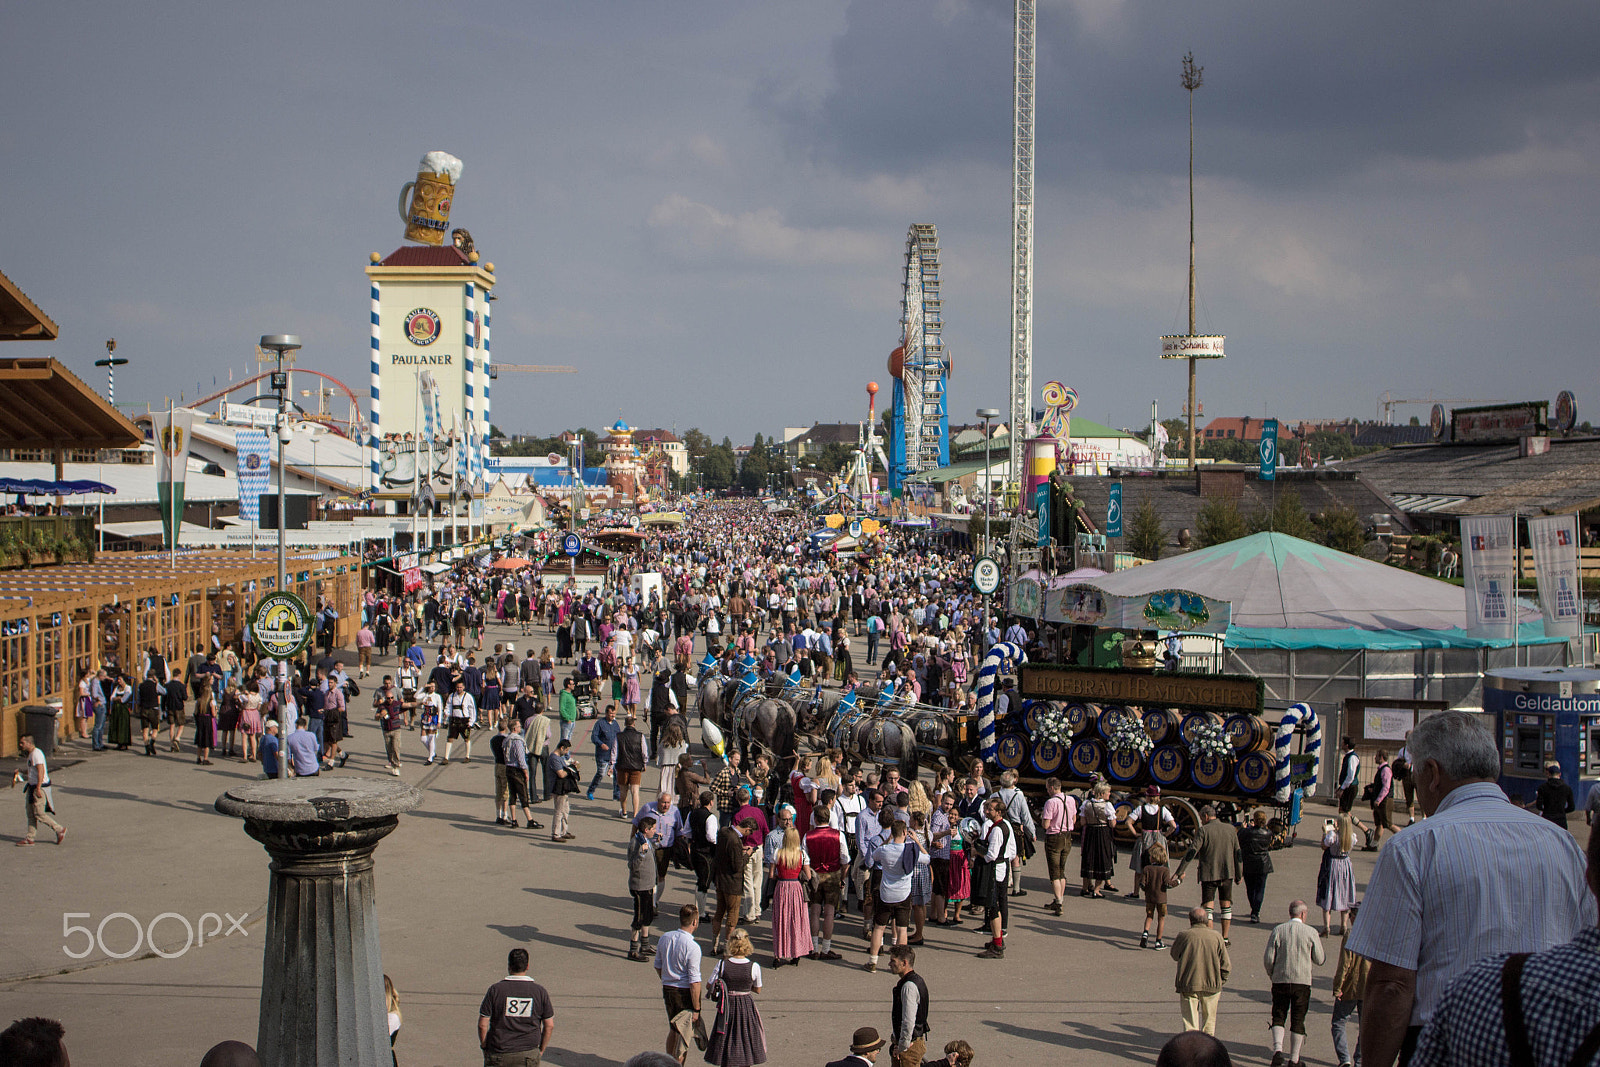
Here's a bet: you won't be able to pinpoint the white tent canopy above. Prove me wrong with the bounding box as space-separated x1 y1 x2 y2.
1084 531 1492 631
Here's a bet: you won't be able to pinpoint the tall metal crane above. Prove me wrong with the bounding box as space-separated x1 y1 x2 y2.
1008 0 1035 489
1376 391 1492 424
485 364 577 378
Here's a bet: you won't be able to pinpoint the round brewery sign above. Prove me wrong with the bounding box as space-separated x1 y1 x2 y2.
1555 390 1577 434
404 307 441 346
972 556 1002 596
249 591 315 660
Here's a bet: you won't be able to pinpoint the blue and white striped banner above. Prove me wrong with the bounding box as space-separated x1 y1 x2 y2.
234 428 272 523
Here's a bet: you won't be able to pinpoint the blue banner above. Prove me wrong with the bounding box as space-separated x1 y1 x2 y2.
1106 481 1123 536
234 428 272 523
1035 482 1051 547
1260 419 1278 481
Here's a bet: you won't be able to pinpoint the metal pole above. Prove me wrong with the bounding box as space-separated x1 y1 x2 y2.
169 395 177 569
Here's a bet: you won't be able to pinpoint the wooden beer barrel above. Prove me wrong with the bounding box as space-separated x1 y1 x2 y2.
1023 700 1042 734
1179 710 1226 747
1190 752 1232 792
1068 738 1105 779
1031 737 1066 777
1142 707 1181 745
1235 751 1275 795
1224 713 1273 753
1112 801 1133 827
1097 705 1133 742
995 733 1028 773
1062 703 1100 739
1148 743 1188 789
1106 746 1144 785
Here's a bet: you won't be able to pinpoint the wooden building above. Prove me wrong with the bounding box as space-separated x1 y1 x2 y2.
0 549 358 755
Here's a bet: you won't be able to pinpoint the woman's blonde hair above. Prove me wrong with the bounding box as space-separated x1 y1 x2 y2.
907 781 933 815
384 974 401 1023
725 930 754 958
1336 813 1355 854
776 827 803 868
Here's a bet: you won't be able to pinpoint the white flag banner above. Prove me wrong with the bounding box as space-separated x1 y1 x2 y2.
150 409 196 488
1528 514 1583 639
1461 514 1517 639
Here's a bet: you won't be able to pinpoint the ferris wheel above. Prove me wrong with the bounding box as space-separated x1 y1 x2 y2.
887 224 950 491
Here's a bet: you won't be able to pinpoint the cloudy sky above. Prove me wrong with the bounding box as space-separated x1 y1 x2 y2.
5 1 1599 443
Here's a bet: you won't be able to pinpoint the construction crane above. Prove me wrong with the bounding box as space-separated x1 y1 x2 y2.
1377 391 1494 424
485 364 577 379
1008 0 1035 493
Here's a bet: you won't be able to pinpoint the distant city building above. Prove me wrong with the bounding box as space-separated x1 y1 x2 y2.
633 429 689 476
785 422 861 464
1201 416 1278 442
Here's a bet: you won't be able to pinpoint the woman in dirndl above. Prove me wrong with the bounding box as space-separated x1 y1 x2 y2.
703 930 767 1067
193 687 217 765
907 810 934 943
623 656 641 715
1079 781 1119 897
237 686 263 763
945 821 971 925
481 668 502 721
75 671 96 740
107 674 134 751
1125 785 1178 892
1316 813 1357 936
768 829 810 966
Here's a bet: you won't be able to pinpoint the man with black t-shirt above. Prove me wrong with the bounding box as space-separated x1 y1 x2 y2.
478 947 554 1066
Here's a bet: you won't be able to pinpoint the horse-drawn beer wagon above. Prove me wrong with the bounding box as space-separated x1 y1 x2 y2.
696 643 1321 850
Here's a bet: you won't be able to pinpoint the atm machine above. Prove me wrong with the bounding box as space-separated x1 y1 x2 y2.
1483 667 1600 809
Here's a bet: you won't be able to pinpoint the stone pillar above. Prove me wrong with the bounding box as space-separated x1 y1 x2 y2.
216 778 421 1067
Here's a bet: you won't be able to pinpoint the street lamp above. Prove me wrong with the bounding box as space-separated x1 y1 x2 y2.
260 334 301 781
976 408 1000 550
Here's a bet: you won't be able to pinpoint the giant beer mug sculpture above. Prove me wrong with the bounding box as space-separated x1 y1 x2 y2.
398 152 463 246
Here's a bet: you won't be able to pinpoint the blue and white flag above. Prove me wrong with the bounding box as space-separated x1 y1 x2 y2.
234 428 272 523
1259 419 1279 481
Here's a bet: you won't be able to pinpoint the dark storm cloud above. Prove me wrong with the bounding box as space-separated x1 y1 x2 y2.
789 0 1600 190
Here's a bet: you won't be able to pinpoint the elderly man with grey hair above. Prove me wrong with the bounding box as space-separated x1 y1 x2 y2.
1262 899 1325 1066
1347 710 1594 1067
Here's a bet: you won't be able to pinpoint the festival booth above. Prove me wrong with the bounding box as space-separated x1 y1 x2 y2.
0 549 357 755
1013 532 1580 798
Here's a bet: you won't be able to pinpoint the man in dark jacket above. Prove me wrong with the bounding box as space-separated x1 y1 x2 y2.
615 713 650 819
888 945 930 1067
1534 761 1576 827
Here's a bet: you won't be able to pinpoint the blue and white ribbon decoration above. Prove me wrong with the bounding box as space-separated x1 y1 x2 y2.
369 280 381 489
1272 702 1322 803
976 641 1026 763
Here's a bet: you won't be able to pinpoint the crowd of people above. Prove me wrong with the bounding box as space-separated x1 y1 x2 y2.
16 497 1600 1067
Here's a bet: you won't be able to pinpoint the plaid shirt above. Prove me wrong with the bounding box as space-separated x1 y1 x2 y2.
710 767 739 817
1413 927 1600 1067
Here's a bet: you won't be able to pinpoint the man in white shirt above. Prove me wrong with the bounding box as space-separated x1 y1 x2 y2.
443 679 478 764
654 903 704 1064
864 821 920 972
15 735 65 845
1349 711 1593 1067
977 798 1017 960
990 771 1037 896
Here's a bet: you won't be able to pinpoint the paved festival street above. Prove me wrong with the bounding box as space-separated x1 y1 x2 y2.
4 618 1376 1067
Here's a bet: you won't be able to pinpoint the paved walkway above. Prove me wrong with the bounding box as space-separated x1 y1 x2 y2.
2 617 1385 1066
